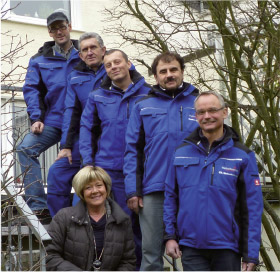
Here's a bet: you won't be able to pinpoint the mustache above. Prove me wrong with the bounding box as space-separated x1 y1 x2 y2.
165 77 175 83
201 119 216 124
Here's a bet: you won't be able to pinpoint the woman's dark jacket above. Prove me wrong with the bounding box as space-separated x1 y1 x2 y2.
46 198 136 271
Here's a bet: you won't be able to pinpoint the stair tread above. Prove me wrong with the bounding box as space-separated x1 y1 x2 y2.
2 224 50 236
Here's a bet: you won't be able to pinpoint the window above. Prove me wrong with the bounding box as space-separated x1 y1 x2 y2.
184 1 209 13
10 0 70 20
3 0 81 30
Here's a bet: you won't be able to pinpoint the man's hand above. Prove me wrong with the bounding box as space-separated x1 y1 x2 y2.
242 262 256 271
55 149 72 164
166 240 182 259
127 196 143 214
31 121 44 134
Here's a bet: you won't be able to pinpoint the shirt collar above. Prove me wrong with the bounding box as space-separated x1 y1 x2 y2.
53 41 75 59
111 81 134 93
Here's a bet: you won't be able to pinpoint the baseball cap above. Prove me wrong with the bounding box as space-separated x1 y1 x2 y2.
47 11 69 27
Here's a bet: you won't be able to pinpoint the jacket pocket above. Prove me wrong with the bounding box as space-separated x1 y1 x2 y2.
207 203 236 244
70 75 91 86
232 217 240 243
212 159 241 191
94 95 117 120
38 62 63 85
173 156 200 187
140 107 167 137
94 95 116 104
144 153 149 179
180 107 197 132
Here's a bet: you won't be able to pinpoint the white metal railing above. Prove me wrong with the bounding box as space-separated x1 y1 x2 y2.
2 181 52 271
2 85 55 271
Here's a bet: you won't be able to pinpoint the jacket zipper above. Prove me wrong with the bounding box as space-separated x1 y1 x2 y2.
144 154 148 178
86 218 95 271
127 101 130 119
211 163 215 185
180 106 183 131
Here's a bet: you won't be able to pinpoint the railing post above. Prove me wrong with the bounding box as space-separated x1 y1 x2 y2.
7 204 13 271
40 242 47 271
17 221 22 271
29 226 33 269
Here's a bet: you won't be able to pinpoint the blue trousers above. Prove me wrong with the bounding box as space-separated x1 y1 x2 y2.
47 140 80 217
16 126 61 211
181 246 241 271
139 192 165 271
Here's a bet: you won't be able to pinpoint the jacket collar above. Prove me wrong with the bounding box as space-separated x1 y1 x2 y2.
106 198 129 225
100 69 144 92
38 39 79 58
149 82 197 98
70 200 88 225
74 60 104 74
71 198 129 225
185 124 240 147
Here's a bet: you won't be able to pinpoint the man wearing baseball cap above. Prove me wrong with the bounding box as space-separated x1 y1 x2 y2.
16 10 80 223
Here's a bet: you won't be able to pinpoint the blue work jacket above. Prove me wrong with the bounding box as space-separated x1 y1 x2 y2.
23 40 80 129
164 125 263 264
61 61 106 148
124 83 199 198
79 69 151 170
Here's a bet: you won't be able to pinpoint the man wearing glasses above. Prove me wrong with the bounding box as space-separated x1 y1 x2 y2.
164 91 263 271
16 10 80 222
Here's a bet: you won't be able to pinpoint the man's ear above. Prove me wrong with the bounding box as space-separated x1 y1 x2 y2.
127 60 132 69
223 107 229 120
102 46 106 57
154 74 159 84
68 23 72 31
79 52 85 62
48 28 53 38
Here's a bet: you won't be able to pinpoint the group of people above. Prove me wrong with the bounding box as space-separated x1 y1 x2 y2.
16 10 263 271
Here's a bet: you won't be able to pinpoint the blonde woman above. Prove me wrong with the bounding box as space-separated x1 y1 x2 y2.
46 166 136 271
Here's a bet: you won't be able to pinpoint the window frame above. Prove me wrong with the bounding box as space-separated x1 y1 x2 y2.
2 0 81 30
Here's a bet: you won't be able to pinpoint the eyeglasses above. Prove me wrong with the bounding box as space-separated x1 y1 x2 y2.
49 24 68 33
196 107 224 116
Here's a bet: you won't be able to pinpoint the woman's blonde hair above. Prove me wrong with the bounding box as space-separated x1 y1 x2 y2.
72 166 112 201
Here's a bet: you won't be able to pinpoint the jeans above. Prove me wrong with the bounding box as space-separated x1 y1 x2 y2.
139 192 165 271
47 139 80 217
16 126 61 211
181 246 241 271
